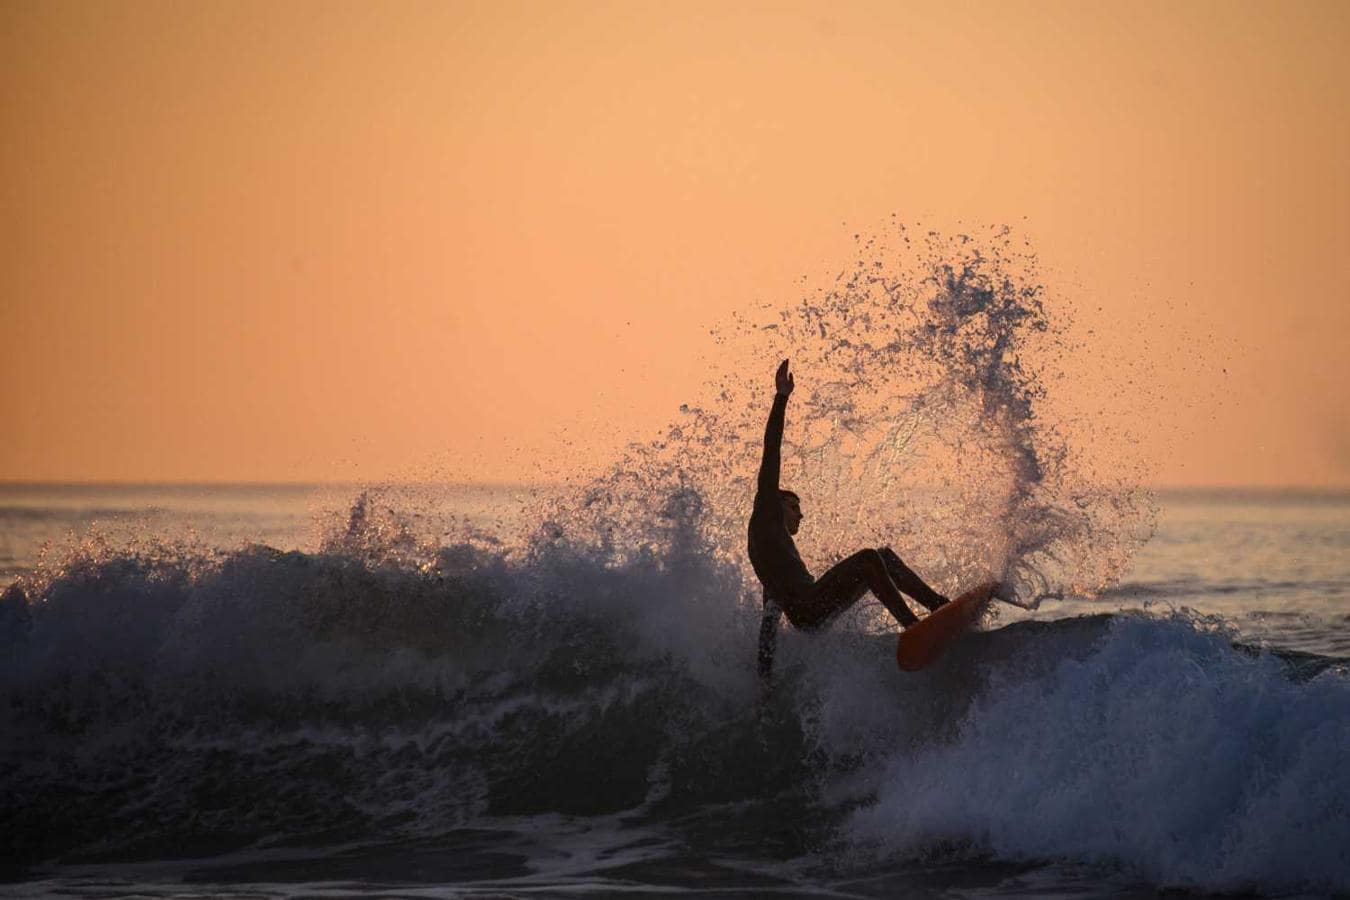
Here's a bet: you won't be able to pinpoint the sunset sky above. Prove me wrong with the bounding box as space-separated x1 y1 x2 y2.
3 0 1347 487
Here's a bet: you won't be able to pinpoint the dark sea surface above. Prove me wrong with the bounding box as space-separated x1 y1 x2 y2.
1 483 1346 898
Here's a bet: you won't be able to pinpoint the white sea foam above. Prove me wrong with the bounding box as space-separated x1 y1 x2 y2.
842 613 1350 893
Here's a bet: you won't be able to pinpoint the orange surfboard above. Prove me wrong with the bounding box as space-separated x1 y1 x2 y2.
896 580 999 671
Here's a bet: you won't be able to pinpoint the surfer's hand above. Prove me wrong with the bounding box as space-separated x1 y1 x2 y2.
775 359 794 396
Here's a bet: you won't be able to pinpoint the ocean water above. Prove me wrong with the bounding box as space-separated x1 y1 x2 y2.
0 483 1346 899
3 231 1348 897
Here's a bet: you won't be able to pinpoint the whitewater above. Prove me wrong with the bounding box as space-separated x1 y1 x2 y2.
2 229 1347 897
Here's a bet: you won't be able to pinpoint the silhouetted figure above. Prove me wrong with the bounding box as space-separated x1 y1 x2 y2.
750 360 948 681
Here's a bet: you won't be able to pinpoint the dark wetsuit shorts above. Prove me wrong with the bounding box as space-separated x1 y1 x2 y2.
778 550 879 630
780 548 941 630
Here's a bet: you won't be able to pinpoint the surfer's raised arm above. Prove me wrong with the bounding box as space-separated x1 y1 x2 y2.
756 360 794 506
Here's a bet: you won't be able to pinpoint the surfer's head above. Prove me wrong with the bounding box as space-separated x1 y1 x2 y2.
780 489 802 535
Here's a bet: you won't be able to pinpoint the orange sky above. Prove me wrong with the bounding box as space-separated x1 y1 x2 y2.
2 0 1348 487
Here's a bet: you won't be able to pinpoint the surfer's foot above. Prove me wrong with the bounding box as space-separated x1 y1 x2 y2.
895 605 920 627
913 592 948 612
883 596 920 627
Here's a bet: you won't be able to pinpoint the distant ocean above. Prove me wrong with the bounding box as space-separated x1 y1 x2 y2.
2 482 1347 898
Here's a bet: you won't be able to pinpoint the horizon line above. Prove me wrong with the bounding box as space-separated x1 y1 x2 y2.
2 478 1350 496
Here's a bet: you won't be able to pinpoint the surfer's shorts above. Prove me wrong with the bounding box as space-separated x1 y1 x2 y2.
779 547 944 631
779 549 878 630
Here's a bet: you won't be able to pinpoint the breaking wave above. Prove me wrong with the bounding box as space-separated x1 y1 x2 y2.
2 528 1347 893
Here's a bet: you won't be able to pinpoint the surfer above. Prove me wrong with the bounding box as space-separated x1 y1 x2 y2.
752 360 949 680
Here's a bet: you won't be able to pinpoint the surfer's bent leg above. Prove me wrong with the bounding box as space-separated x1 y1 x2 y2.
793 550 919 629
878 547 949 611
